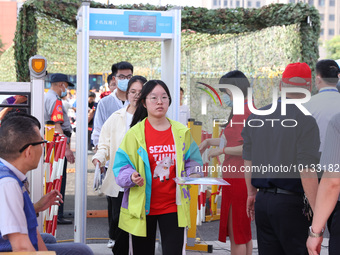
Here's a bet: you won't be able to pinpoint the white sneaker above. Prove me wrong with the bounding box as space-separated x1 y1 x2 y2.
107 239 115 248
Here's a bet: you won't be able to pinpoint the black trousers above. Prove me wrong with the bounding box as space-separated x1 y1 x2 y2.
131 212 185 255
58 159 67 218
255 191 310 255
329 201 340 255
112 227 129 255
108 192 129 255
107 192 124 240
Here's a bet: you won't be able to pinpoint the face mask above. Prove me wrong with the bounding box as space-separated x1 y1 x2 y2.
222 93 233 107
117 79 129 92
61 85 67 98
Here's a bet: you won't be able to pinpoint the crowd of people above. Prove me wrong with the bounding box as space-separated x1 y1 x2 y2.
0 58 339 255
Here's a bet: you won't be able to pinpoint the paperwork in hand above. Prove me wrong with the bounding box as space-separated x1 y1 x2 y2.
93 162 101 191
174 177 230 185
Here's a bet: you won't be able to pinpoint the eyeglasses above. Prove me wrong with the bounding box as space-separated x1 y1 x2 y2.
116 74 133 80
128 90 141 97
146 96 170 104
19 140 48 153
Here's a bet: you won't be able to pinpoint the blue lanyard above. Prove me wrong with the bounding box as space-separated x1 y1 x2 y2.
319 88 338 93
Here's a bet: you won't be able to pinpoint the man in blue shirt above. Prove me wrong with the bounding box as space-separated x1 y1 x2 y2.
0 113 93 254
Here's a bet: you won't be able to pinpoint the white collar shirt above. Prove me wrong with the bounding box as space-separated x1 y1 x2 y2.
0 158 28 238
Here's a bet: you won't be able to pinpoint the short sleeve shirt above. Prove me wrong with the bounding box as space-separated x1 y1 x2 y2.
319 113 340 171
145 118 177 215
44 90 72 132
0 159 28 238
242 99 320 193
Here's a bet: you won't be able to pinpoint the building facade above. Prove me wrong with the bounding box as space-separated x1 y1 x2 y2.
0 0 25 51
204 0 340 45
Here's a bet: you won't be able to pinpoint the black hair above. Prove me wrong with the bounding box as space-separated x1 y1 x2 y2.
89 92 96 98
180 87 184 93
111 61 134 76
126 75 147 98
107 73 113 84
219 70 251 126
0 113 41 160
130 80 172 128
219 70 250 97
2 111 41 129
316 59 340 85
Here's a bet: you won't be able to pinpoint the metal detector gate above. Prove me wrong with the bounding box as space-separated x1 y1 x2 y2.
75 2 181 242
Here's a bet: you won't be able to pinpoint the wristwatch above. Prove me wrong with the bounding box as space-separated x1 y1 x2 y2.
308 226 324 238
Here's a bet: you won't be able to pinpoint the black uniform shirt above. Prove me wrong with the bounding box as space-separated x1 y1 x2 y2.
242 98 320 193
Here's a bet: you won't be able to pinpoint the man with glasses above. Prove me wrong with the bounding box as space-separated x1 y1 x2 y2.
44 73 75 225
91 61 133 147
91 61 133 248
0 113 93 254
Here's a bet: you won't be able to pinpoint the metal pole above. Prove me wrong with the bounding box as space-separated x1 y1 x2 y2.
186 50 191 110
30 78 45 232
75 1 90 243
161 7 181 121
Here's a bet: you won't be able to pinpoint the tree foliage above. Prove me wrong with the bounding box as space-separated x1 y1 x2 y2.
13 0 320 81
326 35 340 60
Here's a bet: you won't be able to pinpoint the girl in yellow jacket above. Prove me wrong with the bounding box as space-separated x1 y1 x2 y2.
113 80 203 255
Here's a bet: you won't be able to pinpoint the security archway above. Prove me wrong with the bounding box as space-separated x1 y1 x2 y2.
75 1 181 242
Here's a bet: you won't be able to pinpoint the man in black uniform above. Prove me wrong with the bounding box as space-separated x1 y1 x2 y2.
242 62 320 255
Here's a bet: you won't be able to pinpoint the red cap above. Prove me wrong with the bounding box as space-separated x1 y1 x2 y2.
282 62 311 86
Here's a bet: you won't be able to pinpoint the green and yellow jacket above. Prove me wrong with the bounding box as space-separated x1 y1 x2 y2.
113 118 203 237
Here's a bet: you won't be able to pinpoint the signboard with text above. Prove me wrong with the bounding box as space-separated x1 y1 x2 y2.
89 9 173 40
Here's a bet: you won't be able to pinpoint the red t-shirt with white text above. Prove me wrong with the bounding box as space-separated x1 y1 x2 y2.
145 118 177 215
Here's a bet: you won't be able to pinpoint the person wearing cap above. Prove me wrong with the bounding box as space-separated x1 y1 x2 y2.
0 113 93 255
303 59 340 154
44 73 75 225
242 62 320 254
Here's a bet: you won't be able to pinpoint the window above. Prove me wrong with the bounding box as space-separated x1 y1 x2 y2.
320 29 324 36
318 0 325 6
236 0 240 7
320 14 324 20
308 0 313 6
329 14 335 21
329 29 334 35
256 1 261 7
213 0 217 5
224 0 228 6
230 0 233 6
289 0 295 3
330 0 335 6
248 1 252 7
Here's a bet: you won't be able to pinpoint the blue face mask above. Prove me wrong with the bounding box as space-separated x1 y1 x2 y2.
222 93 233 107
61 85 67 98
117 79 129 92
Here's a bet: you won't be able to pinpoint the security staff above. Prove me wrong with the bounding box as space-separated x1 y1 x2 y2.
242 63 320 255
44 73 75 224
